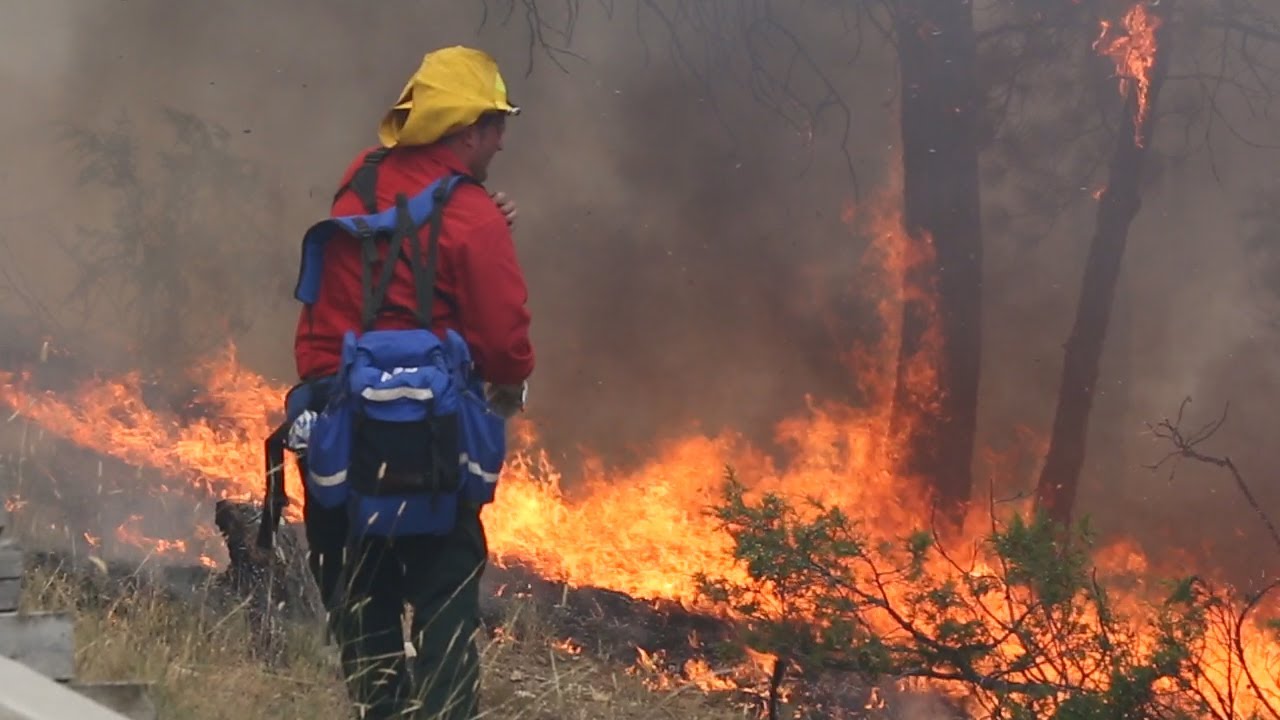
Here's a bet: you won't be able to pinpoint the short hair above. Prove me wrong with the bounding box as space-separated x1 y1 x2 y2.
474 111 507 130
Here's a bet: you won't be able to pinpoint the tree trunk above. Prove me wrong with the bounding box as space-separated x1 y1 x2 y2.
891 0 985 522
1036 5 1173 526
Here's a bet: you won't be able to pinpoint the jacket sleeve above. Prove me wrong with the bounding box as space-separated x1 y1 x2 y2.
453 215 535 385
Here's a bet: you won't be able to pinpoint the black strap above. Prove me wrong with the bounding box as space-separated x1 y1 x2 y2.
407 182 451 328
339 150 392 330
337 145 465 331
359 213 406 332
258 378 337 550
256 422 290 550
334 147 391 214
358 179 459 332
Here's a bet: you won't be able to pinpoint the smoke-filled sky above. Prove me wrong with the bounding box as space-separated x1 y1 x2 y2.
0 1 901 452
2 1 1279 576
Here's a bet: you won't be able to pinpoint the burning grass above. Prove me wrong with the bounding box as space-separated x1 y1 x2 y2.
2 174 1279 717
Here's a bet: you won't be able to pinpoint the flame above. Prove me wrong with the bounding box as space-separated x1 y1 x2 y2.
551 637 583 656
115 514 189 555
0 345 303 525
1093 3 1163 146
0 177 1278 714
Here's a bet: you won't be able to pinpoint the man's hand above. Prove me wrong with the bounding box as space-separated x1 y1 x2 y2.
490 191 518 227
484 381 527 419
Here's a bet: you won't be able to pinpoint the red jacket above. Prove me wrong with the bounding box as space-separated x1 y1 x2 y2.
293 144 534 385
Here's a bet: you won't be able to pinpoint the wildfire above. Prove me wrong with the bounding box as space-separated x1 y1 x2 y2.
0 177 1277 715
1093 3 1164 146
0 347 304 525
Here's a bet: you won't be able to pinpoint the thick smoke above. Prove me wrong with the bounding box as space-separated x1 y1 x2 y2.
1 1 895 457
1 1 1278 580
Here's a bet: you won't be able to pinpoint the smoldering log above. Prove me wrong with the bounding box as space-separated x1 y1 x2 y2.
213 500 325 619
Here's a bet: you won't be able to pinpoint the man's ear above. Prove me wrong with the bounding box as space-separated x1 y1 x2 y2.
458 125 479 149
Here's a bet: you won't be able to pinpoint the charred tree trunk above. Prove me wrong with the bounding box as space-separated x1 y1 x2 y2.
1036 6 1173 526
892 0 985 522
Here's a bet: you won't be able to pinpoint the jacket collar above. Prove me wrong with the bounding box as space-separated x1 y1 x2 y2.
394 142 474 180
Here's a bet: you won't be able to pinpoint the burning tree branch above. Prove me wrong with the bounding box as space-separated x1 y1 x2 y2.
699 467 1280 719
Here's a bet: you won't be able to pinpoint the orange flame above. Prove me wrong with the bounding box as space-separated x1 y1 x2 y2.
0 178 1277 714
1093 3 1163 146
551 637 583 656
0 346 303 525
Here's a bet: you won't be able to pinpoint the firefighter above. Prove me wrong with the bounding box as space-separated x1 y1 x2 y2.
289 45 534 719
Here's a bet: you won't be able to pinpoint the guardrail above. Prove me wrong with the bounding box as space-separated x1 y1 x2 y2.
0 502 157 720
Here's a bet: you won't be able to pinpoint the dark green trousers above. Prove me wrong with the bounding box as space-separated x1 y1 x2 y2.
306 491 487 720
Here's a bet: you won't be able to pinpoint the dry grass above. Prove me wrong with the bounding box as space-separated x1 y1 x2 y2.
1 438 752 719
17 560 752 720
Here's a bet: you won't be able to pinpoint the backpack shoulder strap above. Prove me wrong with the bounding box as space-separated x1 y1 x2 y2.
333 147 392 214
361 172 476 331
294 171 477 323
403 174 475 329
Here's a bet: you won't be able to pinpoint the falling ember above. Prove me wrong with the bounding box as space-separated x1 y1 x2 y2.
1093 3 1163 146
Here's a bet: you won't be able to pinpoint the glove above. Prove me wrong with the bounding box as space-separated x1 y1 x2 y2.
287 410 316 451
484 381 527 419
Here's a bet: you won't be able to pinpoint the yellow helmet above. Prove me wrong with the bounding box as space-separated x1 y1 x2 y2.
377 46 521 148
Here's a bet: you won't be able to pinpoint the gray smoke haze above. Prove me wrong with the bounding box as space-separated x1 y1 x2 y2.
1 0 895 455
1 1 1279 579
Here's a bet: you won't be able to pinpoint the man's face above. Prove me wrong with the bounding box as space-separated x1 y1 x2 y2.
465 115 506 182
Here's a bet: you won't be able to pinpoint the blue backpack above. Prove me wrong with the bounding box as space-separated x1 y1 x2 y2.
258 150 508 546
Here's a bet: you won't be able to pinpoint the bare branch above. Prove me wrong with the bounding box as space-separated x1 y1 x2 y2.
0 236 60 331
479 0 588 76
1145 397 1280 557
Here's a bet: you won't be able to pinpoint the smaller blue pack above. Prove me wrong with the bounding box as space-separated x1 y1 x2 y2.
278 168 508 539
